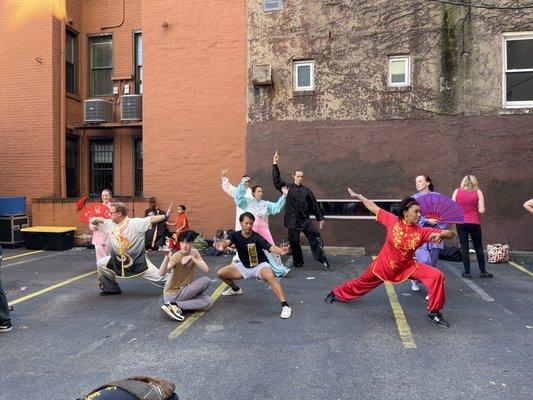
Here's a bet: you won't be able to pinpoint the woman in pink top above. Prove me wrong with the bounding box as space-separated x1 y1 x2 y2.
452 175 493 278
90 189 113 261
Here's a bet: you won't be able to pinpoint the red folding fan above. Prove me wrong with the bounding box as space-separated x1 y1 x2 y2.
79 203 111 223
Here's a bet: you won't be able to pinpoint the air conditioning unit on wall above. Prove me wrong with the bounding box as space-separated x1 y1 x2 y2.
252 64 272 86
84 99 113 123
121 94 142 121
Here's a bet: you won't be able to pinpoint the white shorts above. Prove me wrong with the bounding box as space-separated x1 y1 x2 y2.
234 261 271 280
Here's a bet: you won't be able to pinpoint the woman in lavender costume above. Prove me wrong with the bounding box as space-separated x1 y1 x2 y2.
410 175 448 294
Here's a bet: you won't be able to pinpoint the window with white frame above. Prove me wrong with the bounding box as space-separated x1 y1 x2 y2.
294 60 315 91
264 0 282 12
503 33 533 107
388 56 410 87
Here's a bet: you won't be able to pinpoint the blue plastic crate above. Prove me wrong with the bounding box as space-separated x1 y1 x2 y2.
0 196 26 215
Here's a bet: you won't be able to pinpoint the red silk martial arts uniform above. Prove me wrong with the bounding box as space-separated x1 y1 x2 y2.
333 209 446 312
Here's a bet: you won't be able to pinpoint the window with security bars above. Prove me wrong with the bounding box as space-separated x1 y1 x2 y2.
388 56 410 87
66 135 79 197
89 35 113 96
134 138 143 197
89 139 113 195
264 0 282 12
503 33 533 107
66 30 78 94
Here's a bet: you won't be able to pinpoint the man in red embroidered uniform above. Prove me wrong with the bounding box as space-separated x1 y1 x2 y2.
325 189 456 327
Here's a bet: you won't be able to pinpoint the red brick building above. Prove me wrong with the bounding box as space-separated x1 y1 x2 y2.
0 0 247 237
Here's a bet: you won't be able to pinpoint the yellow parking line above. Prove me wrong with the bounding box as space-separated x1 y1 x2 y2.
508 261 533 278
8 271 96 306
371 256 416 349
384 283 417 349
3 250 44 261
169 282 227 339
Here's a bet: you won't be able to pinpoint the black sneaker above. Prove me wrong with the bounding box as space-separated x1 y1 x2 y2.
322 260 333 271
427 312 450 328
461 272 472 279
324 292 336 304
0 320 12 333
479 272 493 278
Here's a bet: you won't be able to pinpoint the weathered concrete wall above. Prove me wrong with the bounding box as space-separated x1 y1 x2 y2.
247 1 533 120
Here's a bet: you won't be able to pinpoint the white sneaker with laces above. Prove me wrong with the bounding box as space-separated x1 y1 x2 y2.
280 306 292 319
411 281 420 292
161 303 185 322
221 287 243 296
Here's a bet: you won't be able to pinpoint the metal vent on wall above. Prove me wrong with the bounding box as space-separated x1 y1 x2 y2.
121 94 142 121
84 99 113 123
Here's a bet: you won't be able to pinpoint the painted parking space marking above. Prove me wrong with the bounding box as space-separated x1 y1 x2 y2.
3 250 45 261
507 261 533 278
1 252 61 270
8 271 96 306
385 283 417 349
169 282 227 340
442 264 495 302
371 256 416 349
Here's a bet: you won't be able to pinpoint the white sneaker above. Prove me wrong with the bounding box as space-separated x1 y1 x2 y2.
280 305 292 319
161 303 185 322
411 281 420 292
221 287 243 296
281 268 291 277
425 295 429 300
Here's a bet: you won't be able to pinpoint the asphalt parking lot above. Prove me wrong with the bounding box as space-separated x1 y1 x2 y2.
0 248 532 399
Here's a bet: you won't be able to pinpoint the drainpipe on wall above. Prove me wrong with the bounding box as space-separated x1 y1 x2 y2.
60 17 67 197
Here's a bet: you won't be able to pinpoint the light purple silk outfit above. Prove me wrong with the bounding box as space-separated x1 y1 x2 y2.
235 182 289 277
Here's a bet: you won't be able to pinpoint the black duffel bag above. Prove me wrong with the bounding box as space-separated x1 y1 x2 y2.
438 246 463 262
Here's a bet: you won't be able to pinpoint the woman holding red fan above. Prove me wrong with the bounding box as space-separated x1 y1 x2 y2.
325 190 456 328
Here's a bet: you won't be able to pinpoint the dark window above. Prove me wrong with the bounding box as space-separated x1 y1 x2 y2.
314 200 401 219
505 37 533 104
134 32 142 94
89 139 113 195
66 135 79 197
66 30 78 94
134 137 143 197
89 35 113 96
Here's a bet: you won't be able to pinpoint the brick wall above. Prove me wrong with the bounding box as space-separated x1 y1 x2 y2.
141 0 247 237
0 1 59 203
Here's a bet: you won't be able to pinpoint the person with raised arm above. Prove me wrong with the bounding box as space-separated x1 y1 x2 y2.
325 189 456 328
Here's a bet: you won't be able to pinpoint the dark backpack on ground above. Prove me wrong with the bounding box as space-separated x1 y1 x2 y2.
438 246 462 262
79 376 178 400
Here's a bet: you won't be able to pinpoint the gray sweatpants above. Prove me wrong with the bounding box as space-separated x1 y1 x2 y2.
164 276 212 311
97 255 168 293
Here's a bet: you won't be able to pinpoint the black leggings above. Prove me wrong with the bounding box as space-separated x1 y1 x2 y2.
457 223 486 274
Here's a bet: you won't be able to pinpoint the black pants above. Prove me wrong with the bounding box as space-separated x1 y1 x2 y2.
288 219 327 266
457 223 486 274
0 249 11 324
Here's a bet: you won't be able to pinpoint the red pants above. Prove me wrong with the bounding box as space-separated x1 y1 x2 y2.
333 262 446 312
